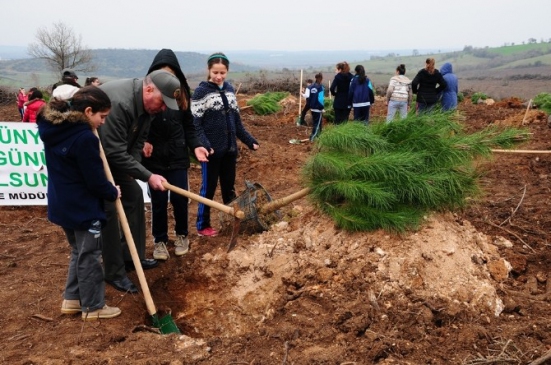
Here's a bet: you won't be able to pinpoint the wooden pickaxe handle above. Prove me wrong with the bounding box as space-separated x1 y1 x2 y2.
260 187 311 214
163 182 245 219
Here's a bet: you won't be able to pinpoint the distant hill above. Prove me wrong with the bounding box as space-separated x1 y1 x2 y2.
1 43 550 99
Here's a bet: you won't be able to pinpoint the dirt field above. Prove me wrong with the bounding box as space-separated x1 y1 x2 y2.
2 93 551 365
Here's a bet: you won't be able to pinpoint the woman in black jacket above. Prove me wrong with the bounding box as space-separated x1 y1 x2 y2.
329 61 353 124
411 58 447 113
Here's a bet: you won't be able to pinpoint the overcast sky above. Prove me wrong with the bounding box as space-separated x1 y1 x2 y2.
2 0 549 53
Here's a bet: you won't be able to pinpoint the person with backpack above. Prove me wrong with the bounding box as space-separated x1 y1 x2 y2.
348 65 375 123
385 64 413 121
308 72 325 142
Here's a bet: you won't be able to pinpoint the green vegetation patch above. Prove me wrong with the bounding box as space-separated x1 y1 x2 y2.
533 92 551 114
246 91 290 115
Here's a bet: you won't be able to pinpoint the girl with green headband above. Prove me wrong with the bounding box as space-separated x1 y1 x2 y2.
192 52 259 237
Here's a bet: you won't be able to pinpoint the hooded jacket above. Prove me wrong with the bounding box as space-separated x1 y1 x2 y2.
37 106 118 230
142 49 203 170
192 81 258 158
386 75 412 104
330 72 353 109
411 68 447 105
440 63 459 111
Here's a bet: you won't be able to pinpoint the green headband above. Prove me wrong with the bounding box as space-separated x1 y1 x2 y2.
208 54 229 63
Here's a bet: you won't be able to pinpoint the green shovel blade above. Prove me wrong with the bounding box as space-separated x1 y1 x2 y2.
152 313 181 335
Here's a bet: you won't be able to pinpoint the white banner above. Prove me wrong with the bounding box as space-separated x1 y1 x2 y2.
0 122 150 206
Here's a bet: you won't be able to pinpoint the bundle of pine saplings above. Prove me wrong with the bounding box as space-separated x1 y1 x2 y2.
246 91 289 115
302 112 529 232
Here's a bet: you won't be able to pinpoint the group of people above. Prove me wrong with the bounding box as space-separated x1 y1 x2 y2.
299 58 459 135
17 73 102 122
36 49 258 321
17 87 45 122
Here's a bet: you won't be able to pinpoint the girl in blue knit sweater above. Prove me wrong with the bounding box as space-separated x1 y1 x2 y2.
191 52 259 237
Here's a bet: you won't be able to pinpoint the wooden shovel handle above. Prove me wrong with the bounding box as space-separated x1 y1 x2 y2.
95 131 157 316
260 187 310 214
163 182 245 219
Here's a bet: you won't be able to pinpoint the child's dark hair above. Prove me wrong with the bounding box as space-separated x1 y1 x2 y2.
354 65 367 84
50 86 111 114
85 77 99 86
306 78 313 84
314 72 323 83
396 64 406 75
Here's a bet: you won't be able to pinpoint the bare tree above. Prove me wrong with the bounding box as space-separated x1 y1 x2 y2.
27 21 96 75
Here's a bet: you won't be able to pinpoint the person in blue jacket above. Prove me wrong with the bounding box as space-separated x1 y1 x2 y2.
37 86 122 321
440 62 459 111
348 65 375 123
308 72 325 141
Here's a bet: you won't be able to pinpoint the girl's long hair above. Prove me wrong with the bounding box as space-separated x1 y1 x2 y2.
355 65 367 84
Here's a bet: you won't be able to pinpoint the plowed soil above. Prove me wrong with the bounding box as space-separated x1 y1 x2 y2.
2 95 551 365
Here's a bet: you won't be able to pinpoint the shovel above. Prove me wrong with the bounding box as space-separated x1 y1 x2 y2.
289 138 310 145
95 132 180 334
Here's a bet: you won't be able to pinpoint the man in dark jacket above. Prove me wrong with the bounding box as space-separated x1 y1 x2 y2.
98 69 180 293
142 49 209 261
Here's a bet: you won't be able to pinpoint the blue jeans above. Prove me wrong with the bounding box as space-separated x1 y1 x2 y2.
386 100 408 122
149 168 189 242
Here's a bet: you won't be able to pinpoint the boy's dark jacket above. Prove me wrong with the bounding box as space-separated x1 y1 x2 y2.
142 49 203 170
37 107 118 230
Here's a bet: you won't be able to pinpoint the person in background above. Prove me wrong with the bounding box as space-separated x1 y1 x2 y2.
37 86 122 321
440 62 458 111
298 78 313 126
385 64 412 121
98 70 180 293
17 88 27 120
329 62 353 124
85 77 101 87
308 72 325 141
142 49 209 261
23 89 46 123
348 65 375 123
52 68 81 92
192 52 259 237
411 58 447 113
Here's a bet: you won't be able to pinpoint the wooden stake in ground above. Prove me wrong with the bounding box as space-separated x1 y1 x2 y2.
522 99 532 126
299 69 303 117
